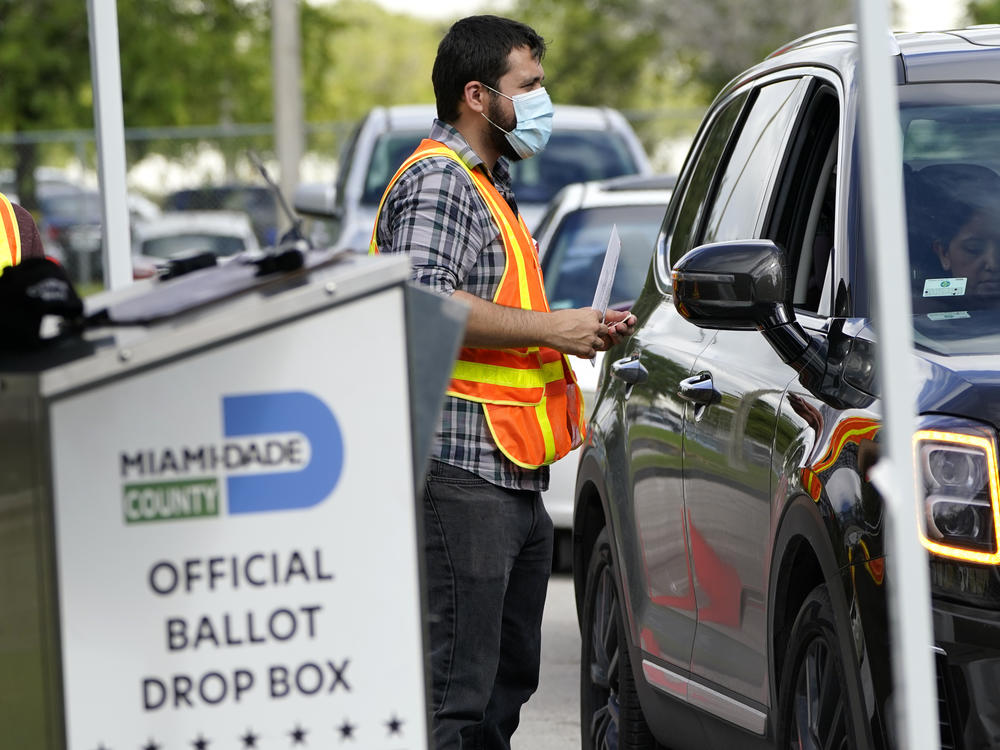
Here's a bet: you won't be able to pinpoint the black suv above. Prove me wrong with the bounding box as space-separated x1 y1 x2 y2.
575 26 1000 750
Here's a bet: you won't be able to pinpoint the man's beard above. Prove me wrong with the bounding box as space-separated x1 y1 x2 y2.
487 94 522 162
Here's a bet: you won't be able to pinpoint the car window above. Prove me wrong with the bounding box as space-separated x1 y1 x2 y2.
898 83 1000 355
508 131 639 204
360 129 642 208
661 92 748 272
41 192 102 220
362 132 425 205
540 203 666 309
335 121 363 204
532 198 563 240
767 83 841 315
700 78 806 245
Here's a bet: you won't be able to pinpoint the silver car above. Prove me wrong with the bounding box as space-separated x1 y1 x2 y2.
295 103 653 253
131 210 260 280
534 173 674 567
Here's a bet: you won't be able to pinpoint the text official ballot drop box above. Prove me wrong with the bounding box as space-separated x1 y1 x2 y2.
0 251 466 750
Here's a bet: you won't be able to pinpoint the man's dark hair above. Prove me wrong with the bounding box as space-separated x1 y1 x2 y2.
432 15 546 123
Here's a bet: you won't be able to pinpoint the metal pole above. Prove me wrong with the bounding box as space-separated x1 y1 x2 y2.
86 0 132 290
854 2 939 748
272 0 305 238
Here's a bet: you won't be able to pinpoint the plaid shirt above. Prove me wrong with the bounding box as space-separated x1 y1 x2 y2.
375 120 548 491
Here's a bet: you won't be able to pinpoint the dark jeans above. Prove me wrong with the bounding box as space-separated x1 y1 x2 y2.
422 459 554 750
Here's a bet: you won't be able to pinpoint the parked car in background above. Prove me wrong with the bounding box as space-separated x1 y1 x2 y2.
38 190 104 284
39 190 162 286
0 167 85 206
131 210 259 279
576 25 1000 750
294 103 653 252
530 173 674 567
163 184 278 247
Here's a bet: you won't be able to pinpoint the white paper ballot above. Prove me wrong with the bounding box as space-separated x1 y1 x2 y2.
591 224 621 322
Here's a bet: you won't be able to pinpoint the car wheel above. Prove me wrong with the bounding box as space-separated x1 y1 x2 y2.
581 527 657 750
777 584 857 750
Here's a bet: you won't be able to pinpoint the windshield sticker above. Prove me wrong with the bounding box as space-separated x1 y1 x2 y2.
923 277 967 297
926 311 971 321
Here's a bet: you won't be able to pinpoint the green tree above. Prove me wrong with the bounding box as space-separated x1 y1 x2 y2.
968 0 1000 23
0 0 92 209
0 0 277 206
118 0 271 130
509 0 662 110
301 0 442 124
514 0 851 104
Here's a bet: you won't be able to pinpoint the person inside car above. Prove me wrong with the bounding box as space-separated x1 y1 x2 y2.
908 163 1000 306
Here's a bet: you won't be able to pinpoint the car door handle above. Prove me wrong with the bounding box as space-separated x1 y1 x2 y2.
611 354 648 385
678 372 719 405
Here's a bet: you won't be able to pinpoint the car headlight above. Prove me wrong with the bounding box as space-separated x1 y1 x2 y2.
915 426 1000 563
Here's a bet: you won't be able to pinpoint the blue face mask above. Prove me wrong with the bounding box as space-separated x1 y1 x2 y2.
482 85 554 160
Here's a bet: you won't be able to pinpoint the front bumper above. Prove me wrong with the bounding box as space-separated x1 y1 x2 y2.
933 598 1000 749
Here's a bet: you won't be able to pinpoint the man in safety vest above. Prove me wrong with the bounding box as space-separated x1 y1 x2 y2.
371 15 634 750
0 192 45 271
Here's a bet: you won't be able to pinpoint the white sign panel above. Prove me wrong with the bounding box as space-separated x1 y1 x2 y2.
50 289 428 750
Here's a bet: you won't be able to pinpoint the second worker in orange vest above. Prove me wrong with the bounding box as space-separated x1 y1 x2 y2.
0 192 46 272
371 15 635 750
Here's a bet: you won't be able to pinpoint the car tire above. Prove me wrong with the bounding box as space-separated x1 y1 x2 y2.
776 584 858 750
581 527 658 750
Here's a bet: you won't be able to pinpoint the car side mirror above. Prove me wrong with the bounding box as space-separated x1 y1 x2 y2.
293 182 341 220
672 238 831 387
671 239 790 330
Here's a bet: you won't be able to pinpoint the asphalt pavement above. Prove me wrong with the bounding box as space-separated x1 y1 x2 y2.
514 573 580 749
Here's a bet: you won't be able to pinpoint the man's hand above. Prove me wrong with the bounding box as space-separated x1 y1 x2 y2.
546 308 610 358
600 308 636 352
452 290 637 359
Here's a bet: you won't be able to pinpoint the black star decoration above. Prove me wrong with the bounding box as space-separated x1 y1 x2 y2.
240 728 259 748
386 714 404 736
191 734 210 750
143 740 160 750
338 719 356 740
289 724 308 745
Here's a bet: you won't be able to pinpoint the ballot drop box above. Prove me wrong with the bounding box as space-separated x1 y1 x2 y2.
0 251 465 750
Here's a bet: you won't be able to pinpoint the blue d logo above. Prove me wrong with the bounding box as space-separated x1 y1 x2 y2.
223 392 343 514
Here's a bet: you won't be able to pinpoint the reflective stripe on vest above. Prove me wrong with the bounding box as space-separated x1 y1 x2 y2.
0 193 21 271
370 139 586 468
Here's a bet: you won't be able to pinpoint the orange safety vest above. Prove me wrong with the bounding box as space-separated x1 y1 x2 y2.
0 193 21 272
371 139 586 468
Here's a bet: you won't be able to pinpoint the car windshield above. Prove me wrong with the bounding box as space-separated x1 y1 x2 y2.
902 84 1000 355
540 204 664 310
140 233 246 259
361 130 640 206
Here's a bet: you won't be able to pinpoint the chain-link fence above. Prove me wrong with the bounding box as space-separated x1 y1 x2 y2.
0 108 703 288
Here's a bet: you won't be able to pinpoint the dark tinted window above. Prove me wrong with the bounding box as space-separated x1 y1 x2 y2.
900 84 1000 354
361 130 641 206
665 93 747 268
508 131 638 204
541 203 667 309
701 79 804 244
335 121 363 203
767 85 840 314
